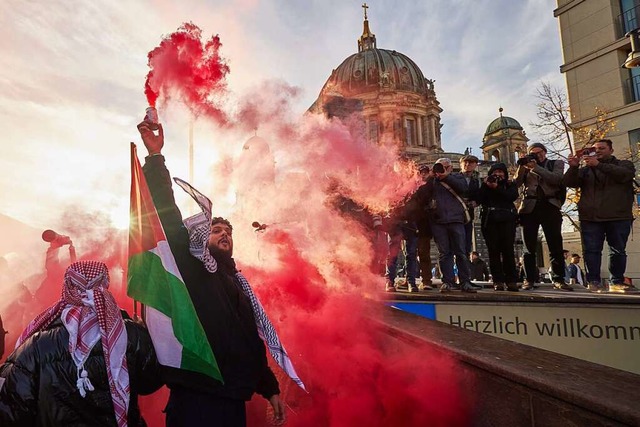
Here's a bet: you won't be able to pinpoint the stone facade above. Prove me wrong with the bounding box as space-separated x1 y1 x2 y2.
309 11 444 163
555 0 640 280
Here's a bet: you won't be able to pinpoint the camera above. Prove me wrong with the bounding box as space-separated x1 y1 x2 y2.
516 154 537 166
576 147 597 157
432 163 446 174
487 174 502 184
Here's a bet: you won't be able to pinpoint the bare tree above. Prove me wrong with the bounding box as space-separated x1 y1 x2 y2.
529 82 617 231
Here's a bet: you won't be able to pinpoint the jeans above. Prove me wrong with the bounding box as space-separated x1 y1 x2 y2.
581 220 632 284
432 222 470 284
520 200 564 283
464 221 474 258
387 227 418 285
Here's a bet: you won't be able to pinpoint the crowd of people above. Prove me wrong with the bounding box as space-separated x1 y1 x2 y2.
381 139 638 295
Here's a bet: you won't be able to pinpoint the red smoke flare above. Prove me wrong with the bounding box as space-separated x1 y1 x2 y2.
144 22 229 125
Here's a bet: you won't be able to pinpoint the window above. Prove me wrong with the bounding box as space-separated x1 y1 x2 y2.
629 128 640 162
405 118 416 146
368 119 378 144
632 67 640 102
620 0 640 33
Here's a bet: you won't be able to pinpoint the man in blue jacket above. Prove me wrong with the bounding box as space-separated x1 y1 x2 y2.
429 158 475 293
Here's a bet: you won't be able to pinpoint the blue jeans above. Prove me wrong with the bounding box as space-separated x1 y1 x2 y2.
387 227 418 285
581 220 632 284
432 222 470 284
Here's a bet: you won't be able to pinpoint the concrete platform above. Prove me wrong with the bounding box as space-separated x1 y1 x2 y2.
384 280 640 375
378 306 640 426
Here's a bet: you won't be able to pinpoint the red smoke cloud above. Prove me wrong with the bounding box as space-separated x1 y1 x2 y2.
1 23 470 427
144 22 229 125
138 23 470 426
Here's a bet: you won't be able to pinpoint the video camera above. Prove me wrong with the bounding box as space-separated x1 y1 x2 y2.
576 147 597 157
516 154 538 166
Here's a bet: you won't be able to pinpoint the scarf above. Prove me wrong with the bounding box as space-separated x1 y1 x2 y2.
173 177 306 391
17 261 130 427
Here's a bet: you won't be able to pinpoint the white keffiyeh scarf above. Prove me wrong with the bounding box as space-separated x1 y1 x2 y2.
173 178 306 391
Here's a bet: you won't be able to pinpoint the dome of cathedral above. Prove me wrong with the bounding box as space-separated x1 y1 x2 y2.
484 115 523 136
322 48 431 97
242 134 271 154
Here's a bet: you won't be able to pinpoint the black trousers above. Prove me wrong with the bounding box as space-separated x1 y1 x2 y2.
519 200 564 283
482 219 517 283
165 388 247 427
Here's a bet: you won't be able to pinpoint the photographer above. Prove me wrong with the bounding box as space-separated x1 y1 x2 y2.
428 158 475 293
458 155 481 258
564 139 637 293
515 143 572 291
478 163 519 291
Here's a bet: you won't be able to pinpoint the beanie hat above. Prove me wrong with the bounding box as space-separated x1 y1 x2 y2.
528 142 547 153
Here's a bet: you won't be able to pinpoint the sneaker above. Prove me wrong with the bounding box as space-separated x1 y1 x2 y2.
608 284 640 294
587 282 605 293
460 282 477 293
439 283 452 293
418 283 433 291
522 281 535 291
395 280 408 290
506 283 519 292
408 285 419 293
494 282 505 291
385 280 396 292
553 281 574 291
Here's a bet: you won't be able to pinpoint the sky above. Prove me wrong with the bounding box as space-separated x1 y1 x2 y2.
0 0 564 230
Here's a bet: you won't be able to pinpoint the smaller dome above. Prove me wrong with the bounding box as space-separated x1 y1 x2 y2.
484 115 523 136
242 135 271 154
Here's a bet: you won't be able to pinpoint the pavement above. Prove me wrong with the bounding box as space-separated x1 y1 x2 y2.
388 278 640 303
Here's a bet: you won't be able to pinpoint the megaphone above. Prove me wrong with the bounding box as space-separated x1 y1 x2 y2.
42 229 72 245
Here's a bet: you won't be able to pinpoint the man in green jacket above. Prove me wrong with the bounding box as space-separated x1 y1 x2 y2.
564 139 637 293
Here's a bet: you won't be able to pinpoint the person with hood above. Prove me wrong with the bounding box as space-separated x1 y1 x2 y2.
477 163 519 292
137 120 304 427
0 260 162 427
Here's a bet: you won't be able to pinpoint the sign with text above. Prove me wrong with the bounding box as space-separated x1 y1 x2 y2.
392 302 640 375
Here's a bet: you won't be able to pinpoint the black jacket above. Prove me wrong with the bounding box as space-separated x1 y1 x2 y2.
142 155 279 401
0 313 161 427
563 155 635 221
477 180 519 225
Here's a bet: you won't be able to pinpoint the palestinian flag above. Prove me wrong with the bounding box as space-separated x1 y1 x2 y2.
127 143 222 382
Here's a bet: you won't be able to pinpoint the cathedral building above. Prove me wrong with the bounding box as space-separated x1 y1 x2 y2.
309 5 443 163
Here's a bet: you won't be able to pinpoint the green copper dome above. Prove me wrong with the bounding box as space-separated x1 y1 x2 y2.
484 115 523 136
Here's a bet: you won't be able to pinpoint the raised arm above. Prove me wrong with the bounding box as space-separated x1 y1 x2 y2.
137 121 189 249
531 159 564 186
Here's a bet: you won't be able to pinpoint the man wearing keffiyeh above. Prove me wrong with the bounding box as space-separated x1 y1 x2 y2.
0 260 162 427
138 120 303 427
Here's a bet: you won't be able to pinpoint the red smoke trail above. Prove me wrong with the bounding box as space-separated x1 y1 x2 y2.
242 230 470 427
139 23 469 426
144 22 229 125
